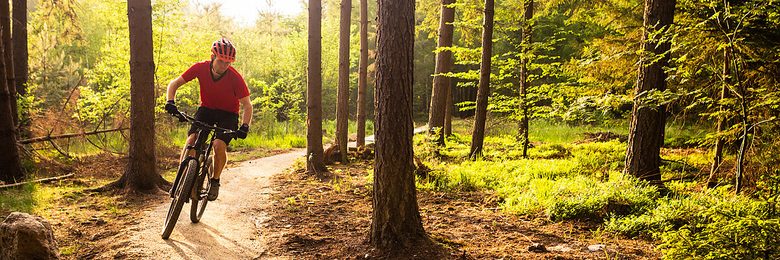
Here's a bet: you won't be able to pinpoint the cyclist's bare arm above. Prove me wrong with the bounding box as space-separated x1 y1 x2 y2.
239 96 253 126
166 76 187 101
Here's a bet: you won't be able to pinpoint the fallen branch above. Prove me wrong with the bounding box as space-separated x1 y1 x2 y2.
0 173 75 189
18 127 128 144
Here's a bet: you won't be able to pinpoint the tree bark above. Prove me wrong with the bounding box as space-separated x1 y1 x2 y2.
121 0 162 192
427 0 456 144
517 0 533 158
624 0 676 185
12 0 27 138
0 0 16 135
0 24 23 184
356 0 368 148
371 0 427 251
469 0 495 160
336 0 351 163
444 81 453 136
307 0 327 174
707 48 730 188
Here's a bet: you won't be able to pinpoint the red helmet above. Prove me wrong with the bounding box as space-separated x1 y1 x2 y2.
211 38 236 62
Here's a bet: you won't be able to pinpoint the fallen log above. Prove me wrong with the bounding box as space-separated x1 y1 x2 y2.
0 173 75 189
18 127 128 144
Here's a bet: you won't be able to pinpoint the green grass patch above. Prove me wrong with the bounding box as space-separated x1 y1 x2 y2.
0 181 84 216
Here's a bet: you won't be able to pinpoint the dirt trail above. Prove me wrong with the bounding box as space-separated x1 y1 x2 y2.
121 150 304 259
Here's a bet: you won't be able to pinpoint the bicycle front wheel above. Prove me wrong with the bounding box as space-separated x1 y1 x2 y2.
190 156 213 223
162 159 198 239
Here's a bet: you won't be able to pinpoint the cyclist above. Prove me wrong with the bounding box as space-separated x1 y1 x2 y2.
163 37 252 201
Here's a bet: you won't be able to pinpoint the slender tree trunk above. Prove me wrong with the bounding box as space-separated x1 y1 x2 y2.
307 0 327 173
469 0 495 160
444 82 452 136
118 0 162 192
517 0 533 158
0 28 22 184
427 0 456 144
624 0 676 185
371 0 427 251
735 63 749 194
0 0 16 136
12 0 27 138
708 48 730 188
336 0 351 163
356 0 368 148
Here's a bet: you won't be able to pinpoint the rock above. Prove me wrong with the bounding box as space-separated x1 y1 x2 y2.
0 212 60 260
527 242 548 253
588 244 606 252
548 244 574 253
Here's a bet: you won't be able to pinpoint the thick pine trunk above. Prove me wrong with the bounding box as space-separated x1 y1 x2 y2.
0 0 16 134
427 0 455 144
356 0 368 148
708 48 730 188
123 0 161 192
517 0 533 158
336 0 351 163
371 0 427 251
624 0 676 185
0 24 23 183
307 0 327 173
12 0 27 138
469 0 495 159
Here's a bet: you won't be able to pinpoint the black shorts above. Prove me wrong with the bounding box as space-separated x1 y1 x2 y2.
188 107 239 145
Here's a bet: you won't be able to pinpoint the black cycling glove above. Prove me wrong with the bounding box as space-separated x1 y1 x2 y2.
236 124 249 139
164 100 179 116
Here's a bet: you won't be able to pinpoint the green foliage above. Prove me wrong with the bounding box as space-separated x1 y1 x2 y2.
417 128 657 221
605 186 780 259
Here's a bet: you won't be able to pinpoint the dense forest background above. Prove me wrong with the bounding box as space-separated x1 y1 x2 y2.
3 0 780 258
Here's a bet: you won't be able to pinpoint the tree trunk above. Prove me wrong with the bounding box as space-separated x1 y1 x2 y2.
371 0 427 251
624 0 676 185
356 0 368 148
336 0 351 163
517 0 533 158
119 0 162 192
307 0 327 174
12 0 27 138
735 60 749 194
708 48 730 188
444 81 452 136
0 24 23 184
0 0 16 135
469 0 495 160
427 0 456 144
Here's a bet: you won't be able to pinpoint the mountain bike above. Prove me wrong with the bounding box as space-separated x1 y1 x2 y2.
161 111 235 239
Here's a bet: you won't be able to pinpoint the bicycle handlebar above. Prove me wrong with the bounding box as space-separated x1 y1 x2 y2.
172 111 237 135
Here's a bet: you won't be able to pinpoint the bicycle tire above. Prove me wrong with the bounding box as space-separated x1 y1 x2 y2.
161 159 198 239
190 156 212 223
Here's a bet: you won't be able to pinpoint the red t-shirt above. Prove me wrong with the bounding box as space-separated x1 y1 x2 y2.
181 61 250 114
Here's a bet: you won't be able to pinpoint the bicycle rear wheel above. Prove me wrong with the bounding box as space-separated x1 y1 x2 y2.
161 159 198 239
190 156 213 223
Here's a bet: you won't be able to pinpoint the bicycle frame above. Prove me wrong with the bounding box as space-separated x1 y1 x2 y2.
169 112 234 198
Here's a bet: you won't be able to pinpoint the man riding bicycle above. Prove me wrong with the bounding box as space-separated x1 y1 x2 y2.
164 37 252 201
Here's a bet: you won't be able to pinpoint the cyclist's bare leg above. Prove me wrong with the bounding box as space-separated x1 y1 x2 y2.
212 139 228 179
179 133 198 162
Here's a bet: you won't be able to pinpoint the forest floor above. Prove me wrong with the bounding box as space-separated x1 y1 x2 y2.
3 145 660 259
261 157 660 259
